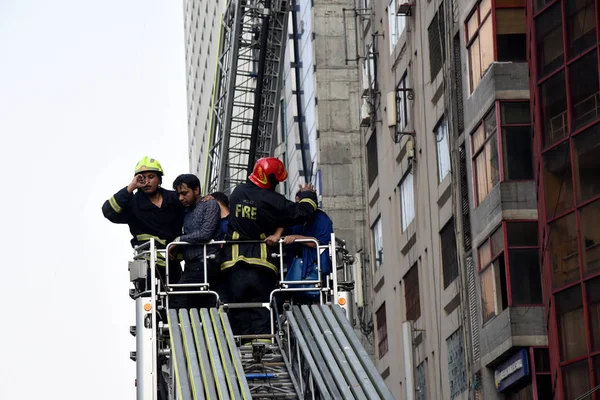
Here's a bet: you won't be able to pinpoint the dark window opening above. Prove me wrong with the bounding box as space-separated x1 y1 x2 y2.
441 219 459 288
376 303 388 358
507 222 538 247
536 3 564 77
566 0 597 59
543 141 574 219
509 249 542 304
496 8 526 62
574 124 600 203
540 71 567 147
569 50 600 130
503 126 533 180
549 213 580 289
586 277 600 352
404 263 421 321
556 285 586 361
366 132 378 187
428 3 446 81
580 200 600 278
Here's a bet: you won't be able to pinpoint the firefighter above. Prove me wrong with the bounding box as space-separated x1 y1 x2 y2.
221 157 318 336
102 156 184 286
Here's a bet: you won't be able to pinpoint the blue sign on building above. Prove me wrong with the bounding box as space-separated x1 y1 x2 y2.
494 349 530 392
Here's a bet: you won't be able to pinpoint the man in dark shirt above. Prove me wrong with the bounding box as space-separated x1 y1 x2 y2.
169 174 221 309
102 156 184 285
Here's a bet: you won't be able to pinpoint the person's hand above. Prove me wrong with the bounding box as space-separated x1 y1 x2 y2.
127 174 146 193
168 244 178 260
298 183 315 192
283 235 298 245
265 233 282 246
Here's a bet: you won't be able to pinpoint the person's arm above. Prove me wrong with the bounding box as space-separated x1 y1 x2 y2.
178 200 221 244
265 227 285 246
102 175 144 223
276 185 318 227
283 213 333 248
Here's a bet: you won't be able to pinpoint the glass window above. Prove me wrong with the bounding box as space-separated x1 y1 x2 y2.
549 213 579 289
441 219 459 288
491 227 505 257
400 172 415 231
496 8 526 62
366 132 378 187
506 222 538 247
543 141 574 219
376 303 388 358
467 2 493 92
481 255 507 323
535 3 564 77
574 125 600 202
404 263 421 321
556 285 587 361
428 3 446 81
501 102 530 125
534 348 550 373
540 71 568 147
587 277 600 352
436 118 451 182
372 217 384 268
566 0 597 59
561 359 590 399
509 249 542 304
397 73 411 128
569 50 600 130
580 200 600 278
388 0 407 54
473 110 499 205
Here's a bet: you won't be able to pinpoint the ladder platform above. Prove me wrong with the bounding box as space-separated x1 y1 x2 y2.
167 307 252 400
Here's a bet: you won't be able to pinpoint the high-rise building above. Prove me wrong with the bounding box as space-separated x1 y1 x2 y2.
359 0 551 398
273 0 373 351
183 0 226 186
528 0 600 398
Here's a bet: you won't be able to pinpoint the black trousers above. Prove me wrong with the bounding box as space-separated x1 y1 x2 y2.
223 263 277 336
169 259 219 309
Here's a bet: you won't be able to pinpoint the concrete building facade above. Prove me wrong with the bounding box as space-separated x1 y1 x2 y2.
360 0 550 398
183 0 226 185
273 0 373 351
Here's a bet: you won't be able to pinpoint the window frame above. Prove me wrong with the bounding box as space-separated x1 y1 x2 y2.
465 0 527 93
440 218 459 288
400 170 416 232
388 0 406 55
376 303 388 358
396 72 411 129
500 100 534 181
372 216 384 269
435 116 451 182
478 220 543 324
404 263 421 321
471 105 499 206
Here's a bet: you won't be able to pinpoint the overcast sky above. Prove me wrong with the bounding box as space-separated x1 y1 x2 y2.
0 1 189 398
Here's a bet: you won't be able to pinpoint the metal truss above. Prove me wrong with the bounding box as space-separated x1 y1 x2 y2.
207 0 290 194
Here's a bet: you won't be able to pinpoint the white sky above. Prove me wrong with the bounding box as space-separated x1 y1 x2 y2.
0 1 189 398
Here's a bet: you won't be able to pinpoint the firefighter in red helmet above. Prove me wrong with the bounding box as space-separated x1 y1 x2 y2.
221 157 318 336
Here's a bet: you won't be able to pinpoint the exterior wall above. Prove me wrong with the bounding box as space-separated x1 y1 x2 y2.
184 0 225 186
361 1 466 398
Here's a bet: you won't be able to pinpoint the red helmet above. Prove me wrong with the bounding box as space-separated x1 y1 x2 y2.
249 157 288 189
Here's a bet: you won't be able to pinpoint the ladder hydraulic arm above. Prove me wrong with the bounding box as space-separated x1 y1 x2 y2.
207 0 290 194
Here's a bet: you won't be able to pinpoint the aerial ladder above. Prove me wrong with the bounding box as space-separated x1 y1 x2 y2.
128 0 396 398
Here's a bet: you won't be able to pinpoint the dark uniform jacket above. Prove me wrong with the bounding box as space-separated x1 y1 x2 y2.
102 186 184 266
221 183 318 273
